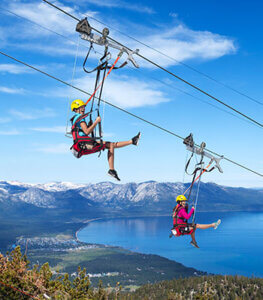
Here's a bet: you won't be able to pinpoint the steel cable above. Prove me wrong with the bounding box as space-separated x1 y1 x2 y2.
0 50 261 177
42 0 263 128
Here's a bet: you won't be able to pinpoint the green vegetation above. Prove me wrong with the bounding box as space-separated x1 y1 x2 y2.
1 248 263 300
26 246 202 287
124 275 263 299
0 247 112 300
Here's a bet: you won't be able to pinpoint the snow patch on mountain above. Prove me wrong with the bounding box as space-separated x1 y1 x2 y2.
4 181 34 188
17 188 57 208
0 180 262 212
35 182 86 192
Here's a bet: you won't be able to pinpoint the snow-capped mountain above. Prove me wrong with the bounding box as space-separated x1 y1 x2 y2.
0 181 262 214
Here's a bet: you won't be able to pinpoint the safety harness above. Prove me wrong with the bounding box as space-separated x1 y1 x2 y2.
70 112 105 158
69 18 140 159
172 204 195 236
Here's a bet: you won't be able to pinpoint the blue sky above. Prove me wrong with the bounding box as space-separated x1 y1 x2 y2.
0 0 262 187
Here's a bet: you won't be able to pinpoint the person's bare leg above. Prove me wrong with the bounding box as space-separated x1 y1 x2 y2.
196 223 215 229
107 142 114 170
114 140 132 148
191 230 197 243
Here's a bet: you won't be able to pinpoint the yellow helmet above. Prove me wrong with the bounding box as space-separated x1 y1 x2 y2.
176 195 187 202
71 99 86 111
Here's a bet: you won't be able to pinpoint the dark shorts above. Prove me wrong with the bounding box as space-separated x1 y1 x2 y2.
79 141 106 153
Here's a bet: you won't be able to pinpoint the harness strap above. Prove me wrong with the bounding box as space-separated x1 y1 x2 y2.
173 206 187 226
71 112 99 143
85 50 123 106
71 112 92 128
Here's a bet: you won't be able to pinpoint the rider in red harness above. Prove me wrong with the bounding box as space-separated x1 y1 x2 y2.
171 195 221 248
70 99 141 181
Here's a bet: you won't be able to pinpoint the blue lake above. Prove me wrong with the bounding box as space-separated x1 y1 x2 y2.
77 212 263 277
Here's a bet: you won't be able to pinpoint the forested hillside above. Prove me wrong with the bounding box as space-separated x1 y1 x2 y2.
124 275 263 299
1 247 263 300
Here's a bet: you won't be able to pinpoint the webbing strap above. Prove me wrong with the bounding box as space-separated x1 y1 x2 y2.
183 160 215 196
85 53 122 106
192 167 203 224
71 112 91 128
173 206 187 226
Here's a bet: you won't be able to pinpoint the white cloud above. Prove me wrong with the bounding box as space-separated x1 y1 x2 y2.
9 108 56 120
36 143 69 154
0 64 32 74
3 0 235 67
3 0 84 57
0 86 25 94
0 129 20 135
134 25 236 68
8 1 76 37
101 76 169 108
76 0 154 14
31 126 65 133
51 73 169 108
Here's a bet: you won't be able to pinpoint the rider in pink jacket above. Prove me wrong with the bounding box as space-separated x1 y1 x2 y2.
171 195 221 248
174 205 194 225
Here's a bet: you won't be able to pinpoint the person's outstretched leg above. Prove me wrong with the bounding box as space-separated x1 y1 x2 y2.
196 220 221 230
105 133 141 181
114 132 141 148
196 224 214 229
114 140 132 148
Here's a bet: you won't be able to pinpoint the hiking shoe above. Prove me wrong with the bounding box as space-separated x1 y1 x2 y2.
132 132 141 146
190 240 199 248
108 169 120 181
214 219 221 229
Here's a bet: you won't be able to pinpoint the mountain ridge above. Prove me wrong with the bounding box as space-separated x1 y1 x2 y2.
0 181 262 216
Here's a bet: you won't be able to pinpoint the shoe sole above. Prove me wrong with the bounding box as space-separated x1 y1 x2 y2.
190 242 199 249
214 220 221 229
134 133 141 146
108 173 120 181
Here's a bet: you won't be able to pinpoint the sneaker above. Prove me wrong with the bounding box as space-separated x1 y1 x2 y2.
108 169 120 181
132 132 141 146
214 219 221 229
190 240 199 248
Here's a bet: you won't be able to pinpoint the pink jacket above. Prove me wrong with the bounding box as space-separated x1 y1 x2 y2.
174 205 194 225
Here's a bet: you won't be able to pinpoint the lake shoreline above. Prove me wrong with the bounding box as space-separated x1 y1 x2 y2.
76 212 263 277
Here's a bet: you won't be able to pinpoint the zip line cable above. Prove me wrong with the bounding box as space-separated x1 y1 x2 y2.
0 7 89 51
42 0 263 128
0 50 262 177
130 65 262 129
78 9 263 107
1 6 261 130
